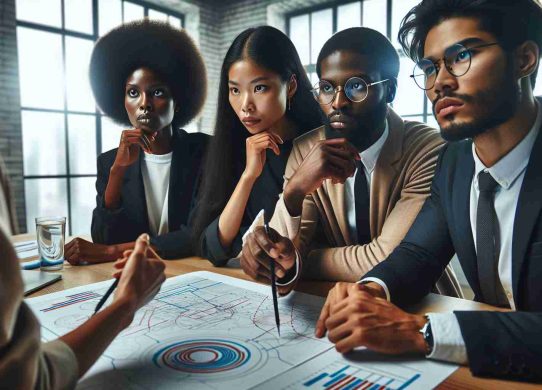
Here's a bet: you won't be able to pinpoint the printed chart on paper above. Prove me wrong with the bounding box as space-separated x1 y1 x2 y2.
26 271 457 389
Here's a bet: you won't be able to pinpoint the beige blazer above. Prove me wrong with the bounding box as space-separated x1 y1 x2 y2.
271 108 462 297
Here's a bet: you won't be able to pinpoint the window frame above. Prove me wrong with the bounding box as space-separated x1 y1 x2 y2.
16 0 184 235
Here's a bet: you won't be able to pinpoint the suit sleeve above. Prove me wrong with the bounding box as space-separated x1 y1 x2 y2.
455 311 542 381
91 154 132 245
362 145 456 307
198 215 248 266
270 141 321 260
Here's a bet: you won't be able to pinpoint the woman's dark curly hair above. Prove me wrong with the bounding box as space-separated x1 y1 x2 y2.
89 19 206 128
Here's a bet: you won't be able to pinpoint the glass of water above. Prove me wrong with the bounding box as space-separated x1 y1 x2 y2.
35 216 66 271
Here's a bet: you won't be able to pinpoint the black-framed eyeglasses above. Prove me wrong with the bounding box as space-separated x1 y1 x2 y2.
311 77 389 105
411 42 499 90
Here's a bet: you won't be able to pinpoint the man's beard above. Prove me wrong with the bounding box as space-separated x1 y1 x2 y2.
434 67 519 142
328 100 388 151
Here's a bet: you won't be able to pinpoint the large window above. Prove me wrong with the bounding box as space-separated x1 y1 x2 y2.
16 0 184 235
287 0 542 128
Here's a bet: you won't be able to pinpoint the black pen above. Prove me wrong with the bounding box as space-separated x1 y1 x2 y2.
93 242 162 315
264 210 281 337
93 278 119 315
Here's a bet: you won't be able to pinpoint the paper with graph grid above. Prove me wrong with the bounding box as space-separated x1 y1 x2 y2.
26 271 457 389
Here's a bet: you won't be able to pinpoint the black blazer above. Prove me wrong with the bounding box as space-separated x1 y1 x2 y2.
91 129 209 259
364 124 542 382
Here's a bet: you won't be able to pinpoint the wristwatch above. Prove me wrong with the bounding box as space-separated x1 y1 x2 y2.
419 316 434 355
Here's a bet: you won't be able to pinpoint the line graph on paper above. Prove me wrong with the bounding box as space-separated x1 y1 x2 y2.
27 271 333 389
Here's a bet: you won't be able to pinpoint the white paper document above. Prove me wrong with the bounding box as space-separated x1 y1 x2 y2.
26 271 458 389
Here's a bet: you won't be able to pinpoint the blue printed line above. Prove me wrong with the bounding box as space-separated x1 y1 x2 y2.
397 374 421 390
303 373 328 387
331 365 350 377
324 373 347 388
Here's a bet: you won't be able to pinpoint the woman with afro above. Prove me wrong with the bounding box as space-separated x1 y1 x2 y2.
65 20 208 263
192 26 324 267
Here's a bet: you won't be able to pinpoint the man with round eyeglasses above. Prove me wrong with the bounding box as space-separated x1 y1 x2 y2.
240 27 461 298
316 0 542 383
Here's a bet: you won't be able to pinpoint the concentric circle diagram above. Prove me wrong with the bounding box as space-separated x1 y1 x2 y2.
149 338 267 379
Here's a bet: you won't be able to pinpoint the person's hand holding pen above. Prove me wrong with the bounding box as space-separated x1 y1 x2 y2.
108 233 165 326
240 226 297 294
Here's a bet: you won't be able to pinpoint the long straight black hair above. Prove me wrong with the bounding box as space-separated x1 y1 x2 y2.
192 26 324 245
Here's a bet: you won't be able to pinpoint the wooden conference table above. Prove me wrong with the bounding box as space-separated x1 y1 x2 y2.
17 234 538 390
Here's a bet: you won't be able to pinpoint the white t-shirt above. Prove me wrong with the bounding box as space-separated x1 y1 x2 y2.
141 151 172 236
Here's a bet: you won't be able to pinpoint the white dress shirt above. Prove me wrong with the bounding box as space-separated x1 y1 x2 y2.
344 122 389 243
362 101 542 364
141 151 172 236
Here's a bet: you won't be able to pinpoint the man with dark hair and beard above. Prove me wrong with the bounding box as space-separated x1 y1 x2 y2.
239 27 461 298
315 0 542 383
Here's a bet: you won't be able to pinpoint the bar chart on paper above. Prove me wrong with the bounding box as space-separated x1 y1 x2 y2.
259 349 457 390
301 363 420 390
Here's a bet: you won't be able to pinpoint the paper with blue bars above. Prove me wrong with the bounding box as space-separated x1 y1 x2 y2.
260 348 457 390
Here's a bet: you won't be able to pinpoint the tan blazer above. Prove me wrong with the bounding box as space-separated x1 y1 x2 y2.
271 108 462 297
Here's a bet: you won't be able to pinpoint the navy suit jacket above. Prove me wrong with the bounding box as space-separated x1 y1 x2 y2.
364 124 542 381
91 129 208 259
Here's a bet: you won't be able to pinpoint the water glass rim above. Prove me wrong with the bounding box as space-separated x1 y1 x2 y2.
35 216 66 224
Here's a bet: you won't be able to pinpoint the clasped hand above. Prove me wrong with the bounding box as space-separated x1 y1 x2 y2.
316 282 428 355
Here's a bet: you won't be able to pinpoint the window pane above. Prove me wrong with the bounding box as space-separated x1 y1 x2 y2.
393 56 425 116
311 8 333 64
25 178 69 234
392 0 419 48
309 72 319 86
183 120 199 133
290 14 310 66
426 114 439 130
148 9 168 22
535 72 542 97
168 16 182 28
123 1 144 23
99 0 122 35
405 115 424 123
22 111 66 176
66 37 95 112
65 0 93 34
68 114 97 175
70 177 96 235
101 116 125 153
362 0 387 38
17 28 64 109
16 0 61 28
337 2 361 32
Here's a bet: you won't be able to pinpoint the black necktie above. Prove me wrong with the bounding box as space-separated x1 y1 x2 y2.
476 171 506 305
355 161 371 245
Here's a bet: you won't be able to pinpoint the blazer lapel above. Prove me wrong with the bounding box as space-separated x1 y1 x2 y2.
322 126 351 245
371 108 403 235
451 141 480 298
168 130 188 231
512 125 542 303
125 151 149 229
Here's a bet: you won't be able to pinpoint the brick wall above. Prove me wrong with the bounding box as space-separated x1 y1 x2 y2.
0 0 25 232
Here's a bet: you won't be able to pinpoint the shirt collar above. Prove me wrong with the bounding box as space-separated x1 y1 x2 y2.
359 119 389 174
472 100 542 190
